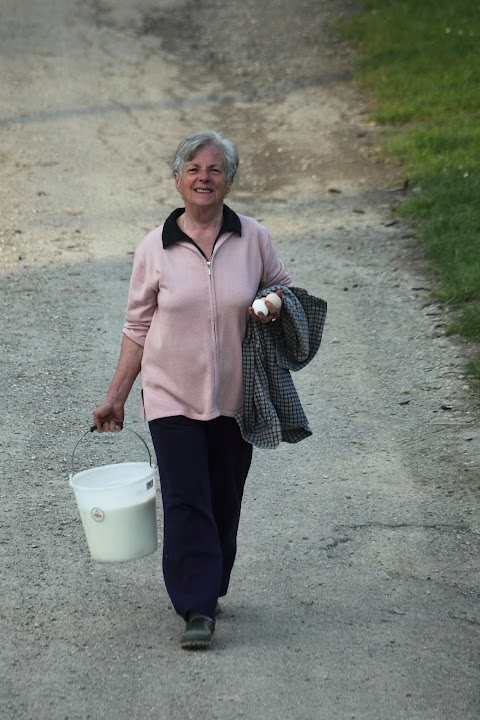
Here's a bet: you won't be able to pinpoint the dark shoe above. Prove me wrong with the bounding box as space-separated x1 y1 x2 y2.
180 614 215 650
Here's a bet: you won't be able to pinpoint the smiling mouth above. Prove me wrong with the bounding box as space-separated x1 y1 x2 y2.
194 189 212 193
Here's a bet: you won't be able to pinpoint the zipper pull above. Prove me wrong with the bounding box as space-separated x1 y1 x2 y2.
206 260 211 277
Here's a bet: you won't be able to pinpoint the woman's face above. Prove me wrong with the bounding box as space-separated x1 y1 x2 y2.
175 145 231 211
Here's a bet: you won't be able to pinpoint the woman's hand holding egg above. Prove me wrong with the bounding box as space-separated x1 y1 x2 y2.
249 290 283 324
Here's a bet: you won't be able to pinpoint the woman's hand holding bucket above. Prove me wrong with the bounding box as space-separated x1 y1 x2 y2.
93 398 125 433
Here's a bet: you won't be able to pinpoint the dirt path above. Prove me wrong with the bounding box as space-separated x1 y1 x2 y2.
1 1 479 719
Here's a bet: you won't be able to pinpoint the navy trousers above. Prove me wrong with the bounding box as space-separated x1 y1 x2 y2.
149 415 253 620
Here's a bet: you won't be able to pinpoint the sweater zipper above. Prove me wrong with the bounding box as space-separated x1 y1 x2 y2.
206 255 218 399
184 238 225 404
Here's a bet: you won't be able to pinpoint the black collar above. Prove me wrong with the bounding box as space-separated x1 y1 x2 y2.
162 204 242 249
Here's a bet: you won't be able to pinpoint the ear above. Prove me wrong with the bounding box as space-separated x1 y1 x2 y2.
174 173 182 194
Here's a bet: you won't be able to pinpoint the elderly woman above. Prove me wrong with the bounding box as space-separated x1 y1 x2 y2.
94 130 291 649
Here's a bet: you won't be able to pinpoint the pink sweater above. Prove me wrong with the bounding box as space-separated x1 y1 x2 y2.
123 212 291 421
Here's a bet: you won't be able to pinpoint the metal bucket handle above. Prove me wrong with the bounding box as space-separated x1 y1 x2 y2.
70 425 153 478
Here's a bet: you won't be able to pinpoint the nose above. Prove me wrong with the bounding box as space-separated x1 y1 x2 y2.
198 168 209 182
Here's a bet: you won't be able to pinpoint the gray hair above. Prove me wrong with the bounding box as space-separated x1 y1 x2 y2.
172 130 239 183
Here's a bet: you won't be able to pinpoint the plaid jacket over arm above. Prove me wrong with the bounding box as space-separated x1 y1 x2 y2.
235 285 327 449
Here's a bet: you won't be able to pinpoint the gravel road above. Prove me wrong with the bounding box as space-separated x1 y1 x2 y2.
1 1 479 719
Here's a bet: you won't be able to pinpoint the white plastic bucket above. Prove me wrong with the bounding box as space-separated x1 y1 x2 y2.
69 428 158 563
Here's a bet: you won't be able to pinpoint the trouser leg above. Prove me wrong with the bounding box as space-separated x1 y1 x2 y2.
206 416 252 596
149 416 220 619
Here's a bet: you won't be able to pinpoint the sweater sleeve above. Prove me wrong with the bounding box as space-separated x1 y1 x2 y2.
258 228 292 290
122 247 159 347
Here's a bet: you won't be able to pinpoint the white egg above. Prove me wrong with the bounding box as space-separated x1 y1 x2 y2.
265 292 282 310
252 298 269 316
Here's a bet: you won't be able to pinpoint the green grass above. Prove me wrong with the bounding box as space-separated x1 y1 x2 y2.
341 0 480 376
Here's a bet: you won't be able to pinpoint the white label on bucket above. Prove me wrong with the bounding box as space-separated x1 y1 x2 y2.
91 508 105 522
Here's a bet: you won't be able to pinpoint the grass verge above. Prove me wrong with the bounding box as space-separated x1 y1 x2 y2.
341 0 480 377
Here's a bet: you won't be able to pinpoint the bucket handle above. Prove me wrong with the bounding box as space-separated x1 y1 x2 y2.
70 425 153 478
